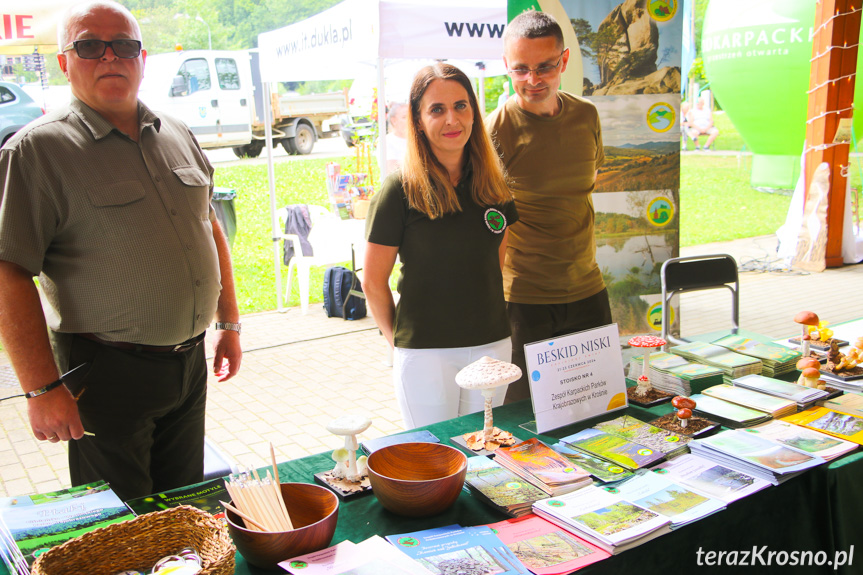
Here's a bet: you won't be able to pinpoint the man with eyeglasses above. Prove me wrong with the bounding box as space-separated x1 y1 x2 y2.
487 10 611 404
0 1 242 500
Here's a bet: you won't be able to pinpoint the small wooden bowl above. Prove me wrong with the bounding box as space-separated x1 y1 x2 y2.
367 442 467 517
225 482 338 570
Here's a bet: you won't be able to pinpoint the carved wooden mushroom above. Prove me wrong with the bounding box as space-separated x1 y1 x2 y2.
456 356 521 446
794 311 820 358
326 414 372 482
795 357 821 386
672 396 696 428
628 335 668 397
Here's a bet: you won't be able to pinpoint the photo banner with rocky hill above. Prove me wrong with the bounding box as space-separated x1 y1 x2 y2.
509 0 682 337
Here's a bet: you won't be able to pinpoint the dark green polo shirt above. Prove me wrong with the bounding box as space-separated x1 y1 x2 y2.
366 170 518 349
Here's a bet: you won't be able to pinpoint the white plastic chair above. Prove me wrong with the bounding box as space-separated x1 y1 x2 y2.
278 206 366 314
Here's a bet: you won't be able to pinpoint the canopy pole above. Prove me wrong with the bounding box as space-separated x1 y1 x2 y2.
377 56 388 179
262 81 284 312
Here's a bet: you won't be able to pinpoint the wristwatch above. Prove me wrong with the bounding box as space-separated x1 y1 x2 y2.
215 322 242 335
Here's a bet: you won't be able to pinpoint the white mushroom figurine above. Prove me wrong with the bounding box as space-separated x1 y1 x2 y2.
628 335 667 397
326 414 372 482
794 311 820 358
456 356 522 446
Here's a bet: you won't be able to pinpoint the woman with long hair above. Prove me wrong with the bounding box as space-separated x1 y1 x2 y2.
364 63 517 428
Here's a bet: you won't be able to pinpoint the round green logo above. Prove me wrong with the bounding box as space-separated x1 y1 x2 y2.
649 0 678 22
505 482 522 489
604 487 619 494
290 561 308 569
646 196 674 227
548 499 565 507
637 448 653 456
398 537 420 547
563 467 575 473
484 208 506 233
646 102 675 133
665 436 679 443
654 468 669 474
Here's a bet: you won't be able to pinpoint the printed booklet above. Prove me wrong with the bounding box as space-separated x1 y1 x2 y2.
532 485 672 555
281 536 434 575
493 439 592 496
702 384 797 418
689 429 826 485
558 428 665 471
650 453 772 504
487 515 610 575
689 393 773 428
592 415 690 458
550 443 635 484
0 482 134 572
607 471 725 529
732 374 829 409
125 477 228 522
782 407 863 445
386 524 528 575
743 420 858 460
464 456 550 518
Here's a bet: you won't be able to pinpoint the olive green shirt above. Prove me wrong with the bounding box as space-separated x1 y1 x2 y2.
486 92 606 304
365 170 518 349
0 98 220 345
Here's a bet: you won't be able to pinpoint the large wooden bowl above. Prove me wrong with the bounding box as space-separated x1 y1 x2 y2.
367 442 467 517
225 482 338 570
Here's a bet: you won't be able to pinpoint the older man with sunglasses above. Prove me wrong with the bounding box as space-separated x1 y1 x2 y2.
486 10 611 404
0 1 242 500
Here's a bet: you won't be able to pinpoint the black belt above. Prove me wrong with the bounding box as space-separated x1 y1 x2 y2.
78 332 206 353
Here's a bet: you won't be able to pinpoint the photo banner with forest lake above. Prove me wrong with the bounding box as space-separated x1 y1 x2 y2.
509 0 682 338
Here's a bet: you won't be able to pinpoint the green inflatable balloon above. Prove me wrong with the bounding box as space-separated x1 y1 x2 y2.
703 0 863 188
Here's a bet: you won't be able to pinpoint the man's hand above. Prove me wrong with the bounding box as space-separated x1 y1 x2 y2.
211 329 242 382
28 386 84 442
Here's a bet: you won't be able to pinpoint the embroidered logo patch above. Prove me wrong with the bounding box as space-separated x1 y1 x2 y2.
484 208 506 233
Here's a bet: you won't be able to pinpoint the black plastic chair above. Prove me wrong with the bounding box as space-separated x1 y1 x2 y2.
660 254 740 346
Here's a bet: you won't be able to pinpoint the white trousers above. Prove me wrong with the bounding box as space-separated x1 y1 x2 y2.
393 337 511 429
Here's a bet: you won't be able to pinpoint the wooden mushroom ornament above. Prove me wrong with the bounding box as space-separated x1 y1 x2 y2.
794 311 820 358
628 335 667 397
672 396 696 428
326 414 371 482
456 356 521 452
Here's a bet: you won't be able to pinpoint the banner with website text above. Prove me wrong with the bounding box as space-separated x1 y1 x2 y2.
510 0 683 338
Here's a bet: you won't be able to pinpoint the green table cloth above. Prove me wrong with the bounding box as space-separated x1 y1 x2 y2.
232 400 861 575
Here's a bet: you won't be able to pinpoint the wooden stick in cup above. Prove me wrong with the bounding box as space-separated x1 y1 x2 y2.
270 443 294 530
220 500 268 531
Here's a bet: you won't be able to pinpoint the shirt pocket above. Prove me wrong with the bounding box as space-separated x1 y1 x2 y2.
173 165 211 220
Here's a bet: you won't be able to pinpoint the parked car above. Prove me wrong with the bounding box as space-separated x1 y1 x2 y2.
0 82 44 146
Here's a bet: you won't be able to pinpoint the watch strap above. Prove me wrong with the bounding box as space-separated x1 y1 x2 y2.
25 378 65 399
215 322 241 335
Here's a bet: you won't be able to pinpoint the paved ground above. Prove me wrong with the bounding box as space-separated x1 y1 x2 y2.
2 234 862 498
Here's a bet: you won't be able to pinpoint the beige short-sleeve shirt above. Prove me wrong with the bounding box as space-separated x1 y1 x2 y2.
0 99 220 345
486 92 606 304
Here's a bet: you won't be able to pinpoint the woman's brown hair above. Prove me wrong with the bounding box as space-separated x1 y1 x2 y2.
401 62 511 219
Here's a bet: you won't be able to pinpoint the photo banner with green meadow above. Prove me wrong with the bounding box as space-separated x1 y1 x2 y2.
510 0 683 337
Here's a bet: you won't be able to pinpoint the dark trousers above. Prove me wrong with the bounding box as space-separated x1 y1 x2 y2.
55 333 207 501
506 288 613 404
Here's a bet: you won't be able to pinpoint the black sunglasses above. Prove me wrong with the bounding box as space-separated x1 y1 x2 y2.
62 39 142 59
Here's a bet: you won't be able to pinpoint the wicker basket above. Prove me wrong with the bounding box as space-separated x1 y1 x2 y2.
30 505 234 575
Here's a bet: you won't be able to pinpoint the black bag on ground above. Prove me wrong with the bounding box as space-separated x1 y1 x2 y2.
323 266 367 320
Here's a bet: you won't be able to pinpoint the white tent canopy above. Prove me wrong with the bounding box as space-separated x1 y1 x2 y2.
257 0 506 82
257 0 509 311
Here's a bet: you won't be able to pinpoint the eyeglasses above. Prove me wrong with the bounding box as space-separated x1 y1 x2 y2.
62 39 142 59
508 49 567 80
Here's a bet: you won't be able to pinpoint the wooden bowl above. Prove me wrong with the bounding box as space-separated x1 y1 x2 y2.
225 482 338 570
367 442 467 517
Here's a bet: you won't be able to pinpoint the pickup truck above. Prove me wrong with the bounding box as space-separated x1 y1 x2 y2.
139 49 348 157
